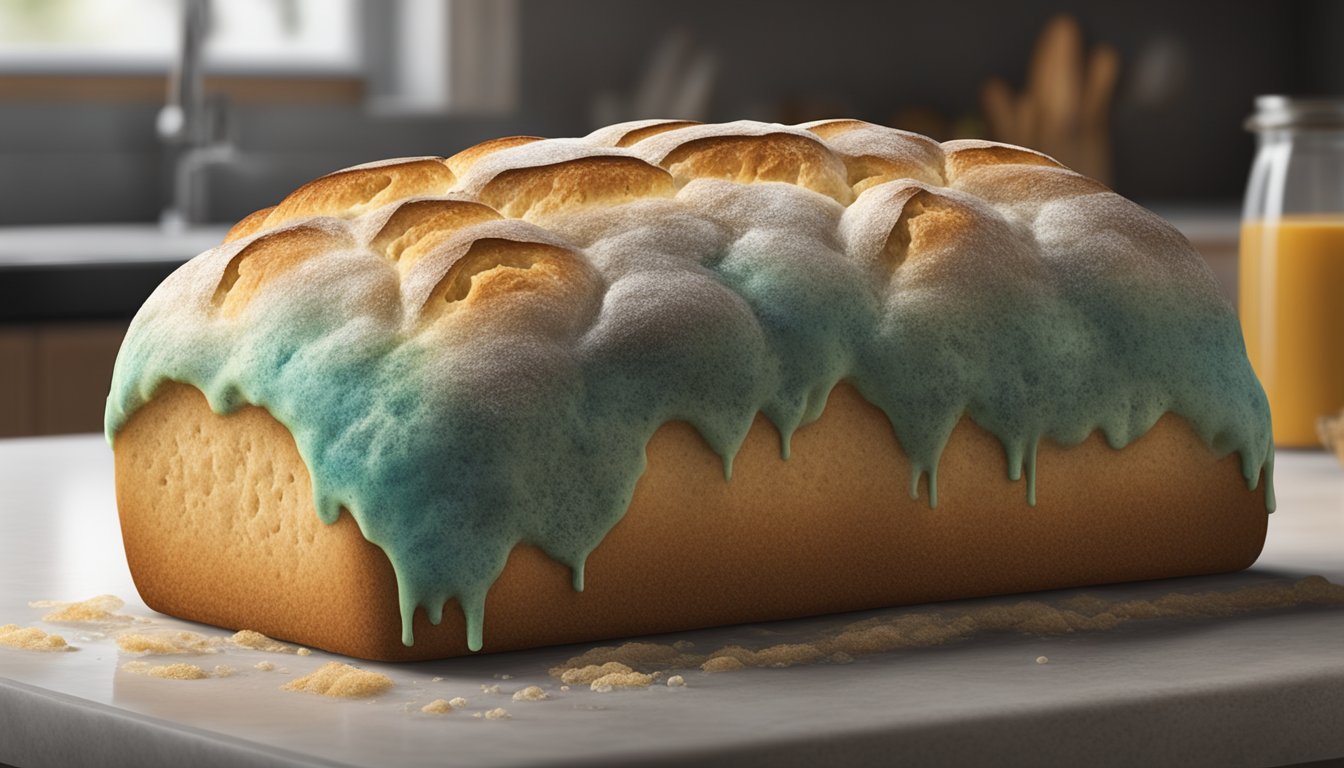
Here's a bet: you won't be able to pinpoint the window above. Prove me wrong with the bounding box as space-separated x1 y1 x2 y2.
0 0 360 74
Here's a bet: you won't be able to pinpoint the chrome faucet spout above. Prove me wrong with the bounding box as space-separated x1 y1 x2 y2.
158 0 230 228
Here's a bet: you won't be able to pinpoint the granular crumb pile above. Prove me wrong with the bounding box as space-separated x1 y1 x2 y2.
511 686 548 701
116 630 218 655
31 595 132 623
255 661 275 671
121 661 212 680
283 662 394 698
421 698 455 714
230 630 296 653
551 576 1344 679
449 696 468 708
0 624 71 652
476 708 510 720
666 675 686 687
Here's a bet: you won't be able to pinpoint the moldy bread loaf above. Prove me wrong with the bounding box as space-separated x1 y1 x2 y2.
106 119 1273 661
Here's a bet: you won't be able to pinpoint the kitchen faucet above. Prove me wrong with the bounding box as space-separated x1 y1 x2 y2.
157 0 232 228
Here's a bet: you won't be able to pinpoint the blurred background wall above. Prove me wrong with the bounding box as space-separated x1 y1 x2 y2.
1 0 1342 225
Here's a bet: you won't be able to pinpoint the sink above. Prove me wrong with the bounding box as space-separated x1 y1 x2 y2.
0 223 231 267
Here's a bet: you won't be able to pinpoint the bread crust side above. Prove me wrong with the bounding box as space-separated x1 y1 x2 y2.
114 381 1267 661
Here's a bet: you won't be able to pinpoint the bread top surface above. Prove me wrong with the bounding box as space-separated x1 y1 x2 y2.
105 119 1273 651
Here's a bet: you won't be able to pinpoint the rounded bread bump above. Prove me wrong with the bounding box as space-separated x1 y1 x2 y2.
802 119 947 193
261 157 457 230
444 136 544 178
214 224 355 318
224 206 277 244
654 131 853 205
478 156 676 221
370 198 503 274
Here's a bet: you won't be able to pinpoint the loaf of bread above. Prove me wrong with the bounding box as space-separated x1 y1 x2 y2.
106 119 1273 661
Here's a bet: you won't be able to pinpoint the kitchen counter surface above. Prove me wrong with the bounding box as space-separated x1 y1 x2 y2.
2 435 1342 767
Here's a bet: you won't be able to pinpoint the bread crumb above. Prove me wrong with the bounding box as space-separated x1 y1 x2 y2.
701 656 745 673
32 595 131 624
282 662 394 698
667 675 686 687
500 673 513 680
449 696 468 708
297 647 312 656
421 698 454 714
590 671 654 692
0 624 71 652
230 629 293 653
511 685 548 702
431 676 444 682
254 661 275 671
213 665 234 677
483 707 511 720
1036 656 1049 665
559 685 570 692
122 661 209 680
558 661 635 685
480 683 501 694
116 630 217 655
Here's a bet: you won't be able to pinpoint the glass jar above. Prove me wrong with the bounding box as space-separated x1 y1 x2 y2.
1240 95 1344 447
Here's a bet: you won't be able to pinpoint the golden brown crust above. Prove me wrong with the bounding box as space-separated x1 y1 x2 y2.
613 120 702 148
444 136 543 177
214 226 353 318
478 156 675 220
659 132 853 205
223 206 276 244
263 158 457 230
115 381 1266 661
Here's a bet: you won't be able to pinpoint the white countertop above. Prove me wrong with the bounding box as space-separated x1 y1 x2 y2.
2 435 1344 768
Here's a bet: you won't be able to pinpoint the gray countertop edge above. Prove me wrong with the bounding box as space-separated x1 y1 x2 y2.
0 677 341 768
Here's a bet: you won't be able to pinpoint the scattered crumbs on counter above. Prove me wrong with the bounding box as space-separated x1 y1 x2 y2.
480 683 501 694
701 656 745 673
31 595 132 624
1036 656 1049 665
282 662 394 698
551 576 1344 680
230 630 294 653
421 698 455 714
555 661 637 685
115 630 218 655
122 661 210 680
213 665 235 677
590 671 654 693
559 685 570 692
449 697 468 709
667 675 686 687
254 661 275 671
297 648 312 656
0 624 72 652
511 686 548 702
500 673 513 680
431 676 444 682
479 708 510 720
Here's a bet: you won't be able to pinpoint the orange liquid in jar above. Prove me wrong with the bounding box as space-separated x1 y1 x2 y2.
1240 215 1344 446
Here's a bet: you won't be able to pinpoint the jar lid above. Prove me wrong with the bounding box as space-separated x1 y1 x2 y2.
1246 95 1344 131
